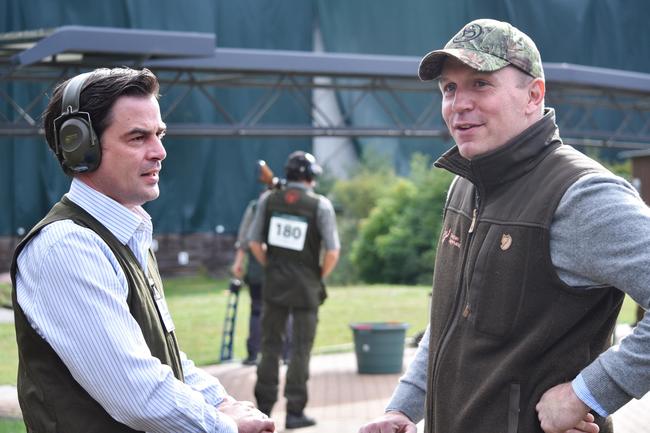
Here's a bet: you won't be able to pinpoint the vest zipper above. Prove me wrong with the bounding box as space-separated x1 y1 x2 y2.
463 193 480 315
428 189 481 429
468 208 478 233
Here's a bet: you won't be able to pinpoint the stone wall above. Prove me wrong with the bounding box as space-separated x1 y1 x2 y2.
0 233 236 278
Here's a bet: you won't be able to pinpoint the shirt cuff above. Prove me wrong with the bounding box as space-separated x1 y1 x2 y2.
385 381 426 423
572 374 609 417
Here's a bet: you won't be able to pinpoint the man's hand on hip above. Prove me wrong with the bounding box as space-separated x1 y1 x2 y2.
536 382 599 433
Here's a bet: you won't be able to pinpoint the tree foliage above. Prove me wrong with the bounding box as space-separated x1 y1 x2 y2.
327 154 398 284
350 154 453 284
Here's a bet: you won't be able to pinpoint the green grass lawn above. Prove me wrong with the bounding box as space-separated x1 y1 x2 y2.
164 276 431 366
0 276 642 386
0 276 641 387
0 324 18 388
0 418 24 433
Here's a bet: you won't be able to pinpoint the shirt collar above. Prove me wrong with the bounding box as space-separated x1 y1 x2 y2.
66 178 152 245
286 181 312 191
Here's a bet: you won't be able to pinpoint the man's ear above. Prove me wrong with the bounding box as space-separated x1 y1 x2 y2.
526 78 545 114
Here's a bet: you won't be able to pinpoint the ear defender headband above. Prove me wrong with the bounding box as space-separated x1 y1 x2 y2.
53 72 101 174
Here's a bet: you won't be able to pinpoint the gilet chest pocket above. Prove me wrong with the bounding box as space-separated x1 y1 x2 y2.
467 226 531 338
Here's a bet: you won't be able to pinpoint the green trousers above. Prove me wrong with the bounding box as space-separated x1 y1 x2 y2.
254 302 318 414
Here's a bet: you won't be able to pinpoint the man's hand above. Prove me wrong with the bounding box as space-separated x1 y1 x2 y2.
230 249 245 278
358 411 417 433
249 241 267 267
218 399 275 433
536 382 599 433
230 262 243 279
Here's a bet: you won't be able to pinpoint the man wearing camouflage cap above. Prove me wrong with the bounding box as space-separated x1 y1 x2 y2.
360 18 650 433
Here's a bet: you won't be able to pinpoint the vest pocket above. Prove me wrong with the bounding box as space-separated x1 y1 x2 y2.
508 383 520 433
467 226 532 338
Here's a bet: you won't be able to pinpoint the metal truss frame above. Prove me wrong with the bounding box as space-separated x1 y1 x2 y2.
1 26 650 149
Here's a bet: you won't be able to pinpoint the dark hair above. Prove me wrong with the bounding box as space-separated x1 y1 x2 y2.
43 67 160 169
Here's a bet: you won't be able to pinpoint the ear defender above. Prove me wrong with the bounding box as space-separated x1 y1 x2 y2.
303 152 322 179
285 151 322 181
53 72 101 174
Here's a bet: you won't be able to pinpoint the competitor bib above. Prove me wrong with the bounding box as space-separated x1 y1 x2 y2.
268 213 308 251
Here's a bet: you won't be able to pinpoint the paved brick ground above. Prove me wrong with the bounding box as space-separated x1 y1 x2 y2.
204 350 412 432
0 386 20 419
0 350 411 431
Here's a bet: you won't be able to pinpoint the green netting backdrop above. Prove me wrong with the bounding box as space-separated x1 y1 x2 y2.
1 0 648 236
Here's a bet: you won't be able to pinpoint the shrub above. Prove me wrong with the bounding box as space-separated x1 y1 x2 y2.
350 154 453 284
327 155 397 285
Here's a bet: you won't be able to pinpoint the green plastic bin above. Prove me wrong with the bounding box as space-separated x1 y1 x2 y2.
350 322 409 374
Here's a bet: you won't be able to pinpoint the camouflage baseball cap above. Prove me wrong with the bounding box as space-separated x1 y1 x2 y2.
418 19 544 81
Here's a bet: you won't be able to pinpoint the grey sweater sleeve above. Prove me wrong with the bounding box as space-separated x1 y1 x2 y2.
317 197 340 251
235 201 256 250
246 190 271 243
551 173 650 414
384 325 429 422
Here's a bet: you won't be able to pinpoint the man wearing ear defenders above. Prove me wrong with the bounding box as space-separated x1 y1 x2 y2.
248 151 340 429
11 67 275 433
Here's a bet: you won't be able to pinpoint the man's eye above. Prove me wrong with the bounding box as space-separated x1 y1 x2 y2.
475 80 489 87
443 83 456 93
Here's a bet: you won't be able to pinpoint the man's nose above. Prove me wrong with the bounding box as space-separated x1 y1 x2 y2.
451 89 473 112
150 136 166 161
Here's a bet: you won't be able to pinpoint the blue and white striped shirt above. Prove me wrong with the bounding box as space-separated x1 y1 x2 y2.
16 178 237 433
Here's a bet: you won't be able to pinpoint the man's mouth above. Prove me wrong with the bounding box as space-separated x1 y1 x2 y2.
141 167 161 179
454 122 482 131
